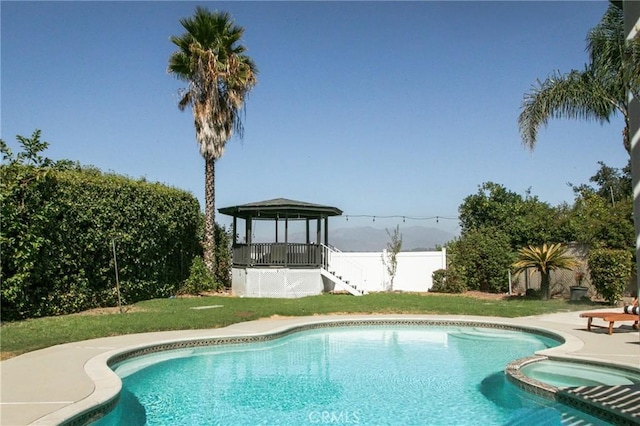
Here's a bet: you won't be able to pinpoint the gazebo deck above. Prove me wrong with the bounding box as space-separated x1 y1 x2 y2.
232 242 324 268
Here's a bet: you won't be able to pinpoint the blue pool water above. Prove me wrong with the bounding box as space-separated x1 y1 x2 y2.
94 326 610 425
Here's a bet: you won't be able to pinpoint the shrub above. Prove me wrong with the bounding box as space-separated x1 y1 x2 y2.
179 256 219 295
214 225 232 289
588 248 632 305
447 228 515 293
430 269 466 293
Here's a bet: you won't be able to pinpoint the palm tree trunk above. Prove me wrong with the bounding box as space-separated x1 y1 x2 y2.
204 156 216 275
623 117 630 155
540 272 550 301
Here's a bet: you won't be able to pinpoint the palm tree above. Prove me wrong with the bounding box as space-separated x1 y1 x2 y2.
518 4 640 154
512 243 578 301
168 7 257 274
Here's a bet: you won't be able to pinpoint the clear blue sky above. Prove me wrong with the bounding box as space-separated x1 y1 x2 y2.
1 1 628 236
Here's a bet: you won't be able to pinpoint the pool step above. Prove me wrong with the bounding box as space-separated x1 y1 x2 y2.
557 384 640 425
504 406 601 426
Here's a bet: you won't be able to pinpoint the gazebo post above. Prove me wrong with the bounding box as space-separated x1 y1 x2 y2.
232 216 237 245
305 219 310 244
285 217 289 243
324 216 329 246
246 217 252 245
316 219 321 246
285 217 289 267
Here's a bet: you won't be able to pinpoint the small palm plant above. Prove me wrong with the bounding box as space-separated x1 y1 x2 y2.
512 243 578 301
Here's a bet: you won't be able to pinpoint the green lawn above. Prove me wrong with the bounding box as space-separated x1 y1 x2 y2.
0 293 595 360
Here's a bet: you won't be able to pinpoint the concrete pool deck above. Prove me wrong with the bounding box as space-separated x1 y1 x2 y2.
1 310 639 425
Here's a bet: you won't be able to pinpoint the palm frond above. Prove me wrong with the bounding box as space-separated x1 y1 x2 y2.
168 7 258 160
587 5 624 70
518 70 615 150
512 243 578 275
586 5 630 110
518 3 635 154
625 37 640 101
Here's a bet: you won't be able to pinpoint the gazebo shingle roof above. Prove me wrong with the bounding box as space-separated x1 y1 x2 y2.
218 198 342 220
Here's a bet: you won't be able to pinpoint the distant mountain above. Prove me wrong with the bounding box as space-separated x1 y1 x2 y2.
328 226 455 252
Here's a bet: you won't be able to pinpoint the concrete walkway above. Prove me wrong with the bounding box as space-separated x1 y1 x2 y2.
1 311 638 425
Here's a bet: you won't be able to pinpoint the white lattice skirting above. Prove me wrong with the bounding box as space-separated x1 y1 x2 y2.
232 268 324 298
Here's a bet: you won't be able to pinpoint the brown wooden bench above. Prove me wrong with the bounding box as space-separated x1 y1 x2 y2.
579 312 640 335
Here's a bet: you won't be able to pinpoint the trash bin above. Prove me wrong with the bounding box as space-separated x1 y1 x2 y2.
570 286 588 301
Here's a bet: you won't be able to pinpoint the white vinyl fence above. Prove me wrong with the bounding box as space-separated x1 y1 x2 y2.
330 249 447 293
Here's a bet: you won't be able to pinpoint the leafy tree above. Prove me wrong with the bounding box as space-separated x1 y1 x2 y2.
567 161 634 252
570 190 634 251
459 182 558 249
589 161 632 202
550 202 578 244
1 129 52 168
512 243 578 301
570 160 632 204
518 4 640 154
447 229 514 293
168 7 258 275
459 182 522 234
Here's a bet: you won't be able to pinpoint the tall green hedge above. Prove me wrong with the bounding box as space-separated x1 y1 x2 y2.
1 162 202 321
587 248 632 305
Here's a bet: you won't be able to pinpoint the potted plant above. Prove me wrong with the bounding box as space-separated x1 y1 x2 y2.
570 268 588 301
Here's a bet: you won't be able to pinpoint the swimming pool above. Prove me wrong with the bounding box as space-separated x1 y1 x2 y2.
91 323 611 425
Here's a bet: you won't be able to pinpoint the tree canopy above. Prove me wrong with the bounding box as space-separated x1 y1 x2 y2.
458 182 557 249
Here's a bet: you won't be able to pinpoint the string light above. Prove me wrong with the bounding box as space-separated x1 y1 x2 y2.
344 214 458 222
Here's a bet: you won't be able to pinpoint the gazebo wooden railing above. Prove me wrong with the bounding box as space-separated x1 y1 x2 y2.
232 243 323 268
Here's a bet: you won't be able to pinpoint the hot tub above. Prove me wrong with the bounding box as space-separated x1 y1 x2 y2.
520 359 640 388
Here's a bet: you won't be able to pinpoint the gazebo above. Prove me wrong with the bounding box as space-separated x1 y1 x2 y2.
219 198 363 297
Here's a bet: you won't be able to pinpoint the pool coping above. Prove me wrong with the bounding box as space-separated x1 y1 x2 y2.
2 312 639 425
